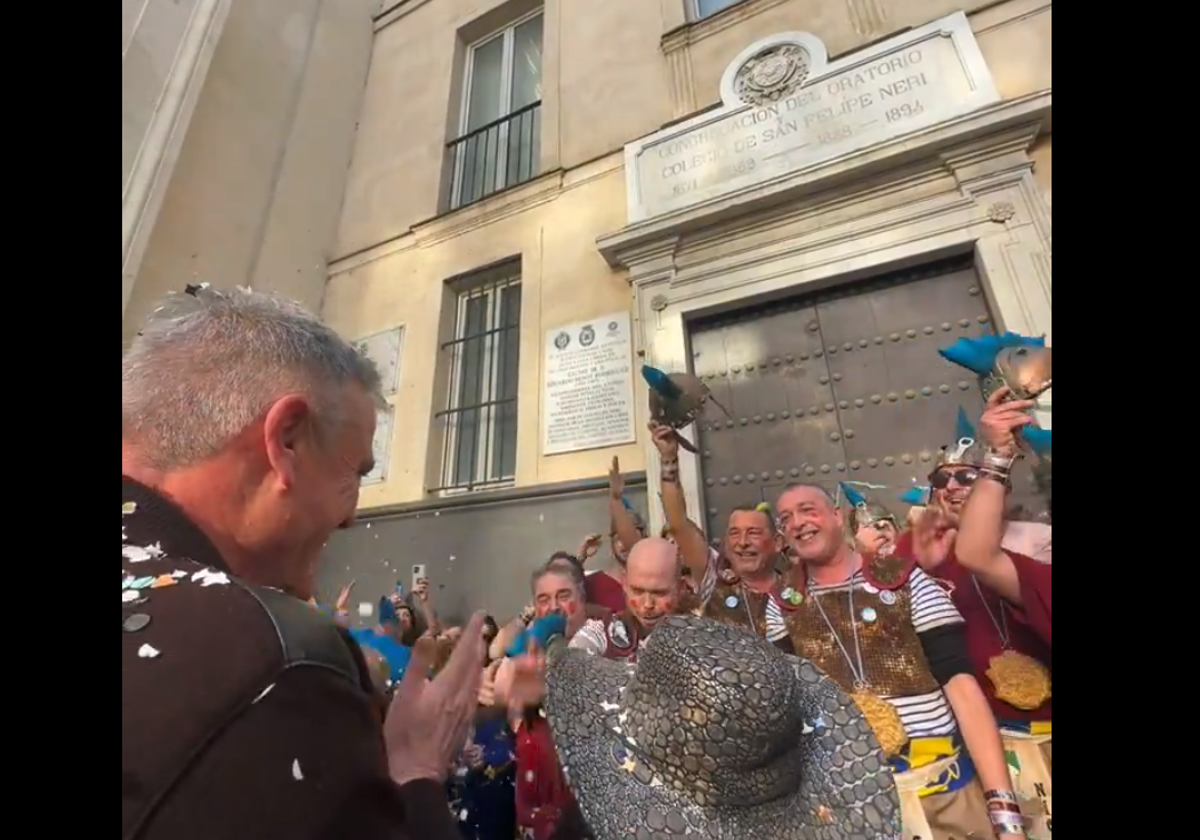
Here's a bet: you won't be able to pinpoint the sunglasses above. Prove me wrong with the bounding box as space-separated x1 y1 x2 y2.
929 468 979 490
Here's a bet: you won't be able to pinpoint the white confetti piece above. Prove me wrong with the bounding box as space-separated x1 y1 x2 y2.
138 644 160 658
122 591 140 603
122 501 137 515
358 602 374 617
600 701 619 711
122 526 128 542
459 809 468 821
191 569 230 586
253 683 276 704
122 545 151 562
171 570 188 579
292 759 304 780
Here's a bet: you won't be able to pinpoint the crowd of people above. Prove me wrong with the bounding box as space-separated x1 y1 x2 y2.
122 286 1051 840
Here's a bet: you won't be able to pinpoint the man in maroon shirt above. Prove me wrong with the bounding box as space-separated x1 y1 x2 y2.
893 392 1051 833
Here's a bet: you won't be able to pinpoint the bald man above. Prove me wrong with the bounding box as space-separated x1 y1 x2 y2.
570 537 684 661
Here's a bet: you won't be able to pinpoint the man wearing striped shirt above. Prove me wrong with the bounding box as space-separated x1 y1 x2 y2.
774 483 1025 840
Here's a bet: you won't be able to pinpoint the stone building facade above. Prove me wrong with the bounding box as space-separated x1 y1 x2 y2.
123 0 1052 619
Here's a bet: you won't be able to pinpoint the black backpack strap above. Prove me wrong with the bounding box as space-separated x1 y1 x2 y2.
247 585 360 684
125 584 362 840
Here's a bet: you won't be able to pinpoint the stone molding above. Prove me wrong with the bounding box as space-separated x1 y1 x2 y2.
598 91 1052 534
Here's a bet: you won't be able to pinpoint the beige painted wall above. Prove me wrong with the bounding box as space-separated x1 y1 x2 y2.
122 0 379 347
324 0 1051 510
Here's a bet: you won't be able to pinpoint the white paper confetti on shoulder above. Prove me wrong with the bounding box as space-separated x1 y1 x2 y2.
253 683 276 704
191 569 231 587
122 545 151 563
138 644 160 659
292 759 304 780
122 591 140 603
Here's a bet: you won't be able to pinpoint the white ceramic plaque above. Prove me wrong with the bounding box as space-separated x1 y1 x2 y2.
543 312 636 455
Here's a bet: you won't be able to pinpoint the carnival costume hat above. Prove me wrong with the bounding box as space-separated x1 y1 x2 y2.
929 406 985 477
938 331 1051 401
543 615 901 840
839 483 898 532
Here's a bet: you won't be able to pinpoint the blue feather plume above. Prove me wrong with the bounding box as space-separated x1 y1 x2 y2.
955 406 976 441
938 331 1046 375
839 482 867 508
504 612 568 657
621 495 636 512
641 365 683 399
378 595 398 625
1022 425 1052 457
899 486 930 505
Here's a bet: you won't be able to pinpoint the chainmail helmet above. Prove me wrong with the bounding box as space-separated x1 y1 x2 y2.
544 615 901 840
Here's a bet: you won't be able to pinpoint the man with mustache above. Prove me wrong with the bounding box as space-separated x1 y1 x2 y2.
895 392 1052 835
649 422 792 649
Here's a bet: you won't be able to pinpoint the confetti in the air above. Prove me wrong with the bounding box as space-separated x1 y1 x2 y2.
253 683 276 704
122 502 137 515
292 759 304 780
138 644 160 659
122 590 140 603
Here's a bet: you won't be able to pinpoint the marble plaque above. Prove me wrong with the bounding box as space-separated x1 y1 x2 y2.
363 406 393 485
352 327 404 396
543 312 636 455
625 12 1000 222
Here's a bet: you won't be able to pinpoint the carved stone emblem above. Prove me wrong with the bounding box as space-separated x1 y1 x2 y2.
650 294 669 312
733 45 811 105
988 201 1016 223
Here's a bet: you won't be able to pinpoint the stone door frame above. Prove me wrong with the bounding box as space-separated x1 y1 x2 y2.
597 92 1052 534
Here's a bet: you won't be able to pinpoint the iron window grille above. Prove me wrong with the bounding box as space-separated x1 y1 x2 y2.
434 268 521 493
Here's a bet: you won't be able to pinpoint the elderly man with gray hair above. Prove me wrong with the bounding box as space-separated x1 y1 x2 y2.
121 287 482 840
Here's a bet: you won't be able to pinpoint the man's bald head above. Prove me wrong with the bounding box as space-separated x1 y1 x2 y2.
627 536 680 576
624 537 682 628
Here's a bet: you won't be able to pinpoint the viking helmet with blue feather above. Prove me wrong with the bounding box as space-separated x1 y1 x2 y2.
938 331 1051 401
839 482 898 531
930 406 984 477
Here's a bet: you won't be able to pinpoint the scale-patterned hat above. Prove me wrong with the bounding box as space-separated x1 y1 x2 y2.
544 615 900 839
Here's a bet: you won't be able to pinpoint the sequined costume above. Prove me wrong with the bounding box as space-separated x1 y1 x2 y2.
778 486 1002 840
542 615 902 840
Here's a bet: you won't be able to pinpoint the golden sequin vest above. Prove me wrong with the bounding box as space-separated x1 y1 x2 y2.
782 580 939 697
703 579 771 637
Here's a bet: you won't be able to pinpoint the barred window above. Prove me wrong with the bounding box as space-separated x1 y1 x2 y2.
437 265 521 492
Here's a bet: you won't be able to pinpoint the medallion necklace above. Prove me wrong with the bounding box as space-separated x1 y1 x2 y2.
809 567 908 756
972 575 1051 711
